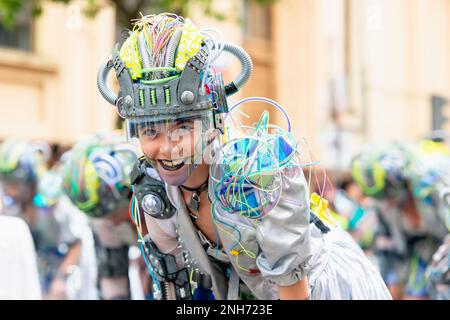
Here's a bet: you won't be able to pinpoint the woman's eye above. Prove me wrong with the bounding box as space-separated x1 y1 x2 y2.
179 122 195 131
141 128 158 138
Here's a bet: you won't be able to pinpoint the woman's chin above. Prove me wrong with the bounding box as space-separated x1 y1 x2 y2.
157 162 191 186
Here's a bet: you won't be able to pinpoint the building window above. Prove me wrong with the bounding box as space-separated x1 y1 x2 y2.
0 4 33 51
243 0 272 41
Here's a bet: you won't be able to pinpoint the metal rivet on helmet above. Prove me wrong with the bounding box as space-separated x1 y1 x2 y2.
180 90 195 105
124 95 133 107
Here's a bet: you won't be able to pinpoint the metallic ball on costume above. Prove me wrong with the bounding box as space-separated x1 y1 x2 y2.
142 193 165 217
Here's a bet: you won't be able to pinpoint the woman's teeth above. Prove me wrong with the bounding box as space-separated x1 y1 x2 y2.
162 159 183 166
158 159 185 171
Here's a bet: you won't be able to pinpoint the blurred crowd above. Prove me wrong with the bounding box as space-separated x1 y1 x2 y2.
0 133 151 300
0 130 448 300
323 134 450 300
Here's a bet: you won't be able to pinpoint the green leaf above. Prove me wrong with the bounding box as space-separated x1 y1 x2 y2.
0 0 24 29
32 5 43 17
0 0 278 29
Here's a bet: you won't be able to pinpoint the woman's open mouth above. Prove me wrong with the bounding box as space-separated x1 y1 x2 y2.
158 159 185 171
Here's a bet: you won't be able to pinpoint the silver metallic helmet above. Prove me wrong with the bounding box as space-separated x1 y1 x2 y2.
97 13 253 141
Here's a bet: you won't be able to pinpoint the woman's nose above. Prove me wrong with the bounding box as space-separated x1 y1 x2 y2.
160 135 173 155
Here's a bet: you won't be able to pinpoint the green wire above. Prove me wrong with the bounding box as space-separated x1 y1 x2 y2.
140 67 177 74
141 74 180 85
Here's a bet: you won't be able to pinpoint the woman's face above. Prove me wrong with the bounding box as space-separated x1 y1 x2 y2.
2 180 35 206
138 118 204 186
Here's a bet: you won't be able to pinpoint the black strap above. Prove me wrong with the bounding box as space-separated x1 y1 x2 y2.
179 174 209 193
180 175 210 214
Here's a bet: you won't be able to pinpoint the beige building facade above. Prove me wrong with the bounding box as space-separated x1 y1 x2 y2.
243 0 450 169
0 1 116 145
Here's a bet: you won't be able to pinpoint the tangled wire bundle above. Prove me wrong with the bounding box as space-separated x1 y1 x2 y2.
211 111 301 219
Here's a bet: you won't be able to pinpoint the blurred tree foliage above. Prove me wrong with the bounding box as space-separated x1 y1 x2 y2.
0 0 277 29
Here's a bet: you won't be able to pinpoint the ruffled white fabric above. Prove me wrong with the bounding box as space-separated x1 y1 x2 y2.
309 228 392 300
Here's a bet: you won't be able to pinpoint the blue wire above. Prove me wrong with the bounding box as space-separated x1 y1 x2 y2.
212 200 242 250
129 186 161 292
211 200 220 257
228 97 292 132
138 234 161 292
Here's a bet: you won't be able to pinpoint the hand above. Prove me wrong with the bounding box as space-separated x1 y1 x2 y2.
47 278 67 300
278 277 310 300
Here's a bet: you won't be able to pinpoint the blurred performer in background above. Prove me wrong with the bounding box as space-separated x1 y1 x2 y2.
331 179 379 259
63 132 149 300
422 131 450 300
0 214 41 299
425 187 450 300
351 138 450 299
0 138 89 299
0 139 49 219
33 165 98 299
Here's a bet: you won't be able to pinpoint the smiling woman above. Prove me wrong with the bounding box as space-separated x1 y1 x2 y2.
136 115 215 186
97 13 392 301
